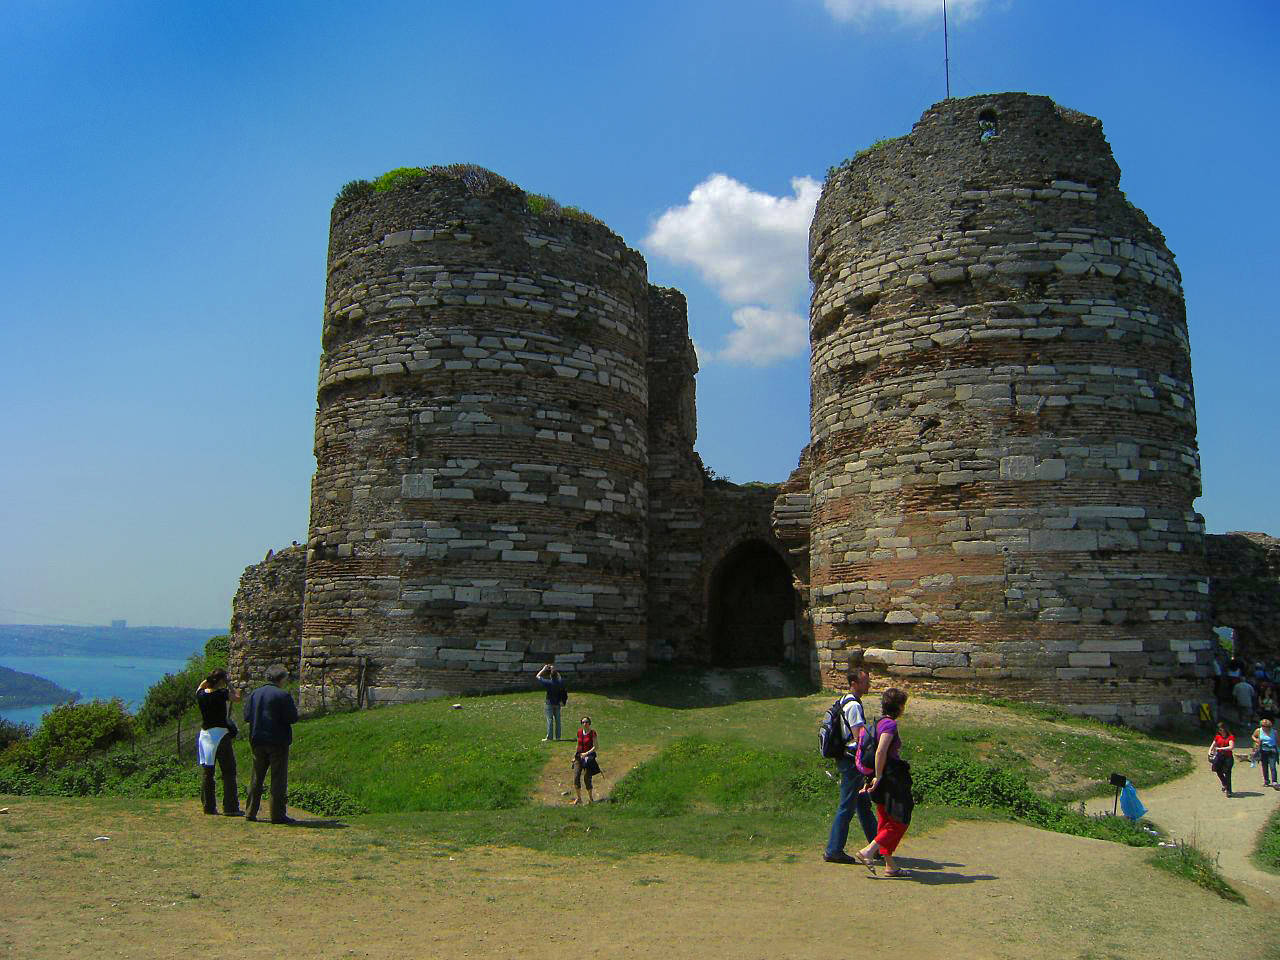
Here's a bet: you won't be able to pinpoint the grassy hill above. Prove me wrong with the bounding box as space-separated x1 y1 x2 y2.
4 666 1196 861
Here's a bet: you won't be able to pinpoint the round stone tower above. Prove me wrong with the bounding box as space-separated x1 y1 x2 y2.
808 94 1211 723
302 167 650 709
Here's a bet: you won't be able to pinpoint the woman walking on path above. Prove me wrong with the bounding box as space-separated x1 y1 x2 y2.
1210 722 1236 797
571 716 601 805
195 668 242 816
1253 718 1278 789
854 688 913 878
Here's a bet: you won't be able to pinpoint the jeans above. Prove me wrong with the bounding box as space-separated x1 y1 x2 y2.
544 702 562 741
199 730 239 814
246 742 290 822
826 756 878 856
1262 750 1278 785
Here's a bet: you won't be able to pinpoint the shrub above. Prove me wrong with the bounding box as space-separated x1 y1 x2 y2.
136 654 207 732
0 717 32 752
371 167 429 193
335 179 374 204
287 781 367 818
27 700 134 769
204 634 230 668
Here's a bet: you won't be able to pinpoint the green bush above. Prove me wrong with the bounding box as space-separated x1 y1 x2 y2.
0 751 194 799
136 652 218 732
26 700 134 769
335 178 374 204
0 717 32 751
287 781 367 818
371 167 429 193
204 634 230 666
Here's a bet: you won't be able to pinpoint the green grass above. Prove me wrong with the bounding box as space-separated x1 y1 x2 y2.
3 666 1196 865
1151 841 1245 902
1252 804 1280 875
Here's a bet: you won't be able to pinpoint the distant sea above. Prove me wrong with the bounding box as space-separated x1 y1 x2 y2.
0 654 192 728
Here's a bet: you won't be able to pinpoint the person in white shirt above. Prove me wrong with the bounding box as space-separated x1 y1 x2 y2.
823 668 878 864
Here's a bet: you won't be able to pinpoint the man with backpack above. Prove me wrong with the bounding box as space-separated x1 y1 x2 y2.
822 668 879 864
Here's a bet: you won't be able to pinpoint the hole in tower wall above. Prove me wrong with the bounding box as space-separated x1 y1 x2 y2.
978 108 999 141
706 540 796 666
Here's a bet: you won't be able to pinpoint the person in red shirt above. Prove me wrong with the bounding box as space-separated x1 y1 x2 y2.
572 716 601 805
1210 722 1236 797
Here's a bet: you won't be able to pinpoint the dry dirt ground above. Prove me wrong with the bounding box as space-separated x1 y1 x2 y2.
4 784 1279 960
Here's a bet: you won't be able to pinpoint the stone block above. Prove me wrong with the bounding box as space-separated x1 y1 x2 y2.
1068 652 1111 667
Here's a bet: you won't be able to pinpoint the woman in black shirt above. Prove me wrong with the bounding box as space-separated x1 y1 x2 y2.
195 669 242 816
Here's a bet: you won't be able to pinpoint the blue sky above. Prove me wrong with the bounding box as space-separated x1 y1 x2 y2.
1 0 1276 627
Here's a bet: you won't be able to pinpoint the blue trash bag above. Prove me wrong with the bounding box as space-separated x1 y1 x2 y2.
1119 780 1147 822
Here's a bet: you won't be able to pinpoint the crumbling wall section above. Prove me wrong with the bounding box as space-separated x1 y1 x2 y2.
1207 531 1280 659
229 545 305 690
645 286 705 662
807 94 1211 723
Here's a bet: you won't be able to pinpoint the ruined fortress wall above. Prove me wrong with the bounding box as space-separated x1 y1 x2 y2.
645 286 706 662
229 545 305 689
1207 531 1280 659
808 94 1211 722
301 170 651 709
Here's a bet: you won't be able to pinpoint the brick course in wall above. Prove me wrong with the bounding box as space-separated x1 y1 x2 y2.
806 94 1212 724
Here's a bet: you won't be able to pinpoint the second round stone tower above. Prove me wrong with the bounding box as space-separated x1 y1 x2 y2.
808 94 1212 722
302 168 650 708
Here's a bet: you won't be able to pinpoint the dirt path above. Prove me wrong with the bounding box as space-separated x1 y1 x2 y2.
532 742 657 805
1085 742 1280 898
3 797 1274 960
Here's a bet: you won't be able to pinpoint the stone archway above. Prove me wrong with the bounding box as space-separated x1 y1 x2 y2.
706 539 797 666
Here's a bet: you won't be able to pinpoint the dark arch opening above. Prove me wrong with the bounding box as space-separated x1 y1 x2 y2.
707 540 797 666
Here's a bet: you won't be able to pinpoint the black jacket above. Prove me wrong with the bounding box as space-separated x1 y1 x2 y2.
243 684 299 746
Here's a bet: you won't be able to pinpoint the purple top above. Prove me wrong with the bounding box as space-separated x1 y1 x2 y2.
855 716 901 774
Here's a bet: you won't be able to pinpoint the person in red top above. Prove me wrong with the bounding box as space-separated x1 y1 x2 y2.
572 716 601 805
1210 721 1236 797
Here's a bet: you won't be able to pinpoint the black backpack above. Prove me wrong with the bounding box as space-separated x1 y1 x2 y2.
819 693 858 759
856 715 883 769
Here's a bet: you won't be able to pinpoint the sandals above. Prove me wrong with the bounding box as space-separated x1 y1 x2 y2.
852 851 877 874
882 869 910 879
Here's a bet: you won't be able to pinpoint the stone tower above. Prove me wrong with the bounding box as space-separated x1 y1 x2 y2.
301 168 652 708
807 94 1211 722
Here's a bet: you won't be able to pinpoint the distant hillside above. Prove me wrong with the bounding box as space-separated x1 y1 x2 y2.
0 625 221 659
0 664 77 708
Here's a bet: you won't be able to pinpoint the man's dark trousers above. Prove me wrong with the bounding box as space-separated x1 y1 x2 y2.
245 742 289 822
826 755 878 857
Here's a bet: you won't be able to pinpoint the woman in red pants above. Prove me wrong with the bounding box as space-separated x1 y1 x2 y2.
853 687 912 877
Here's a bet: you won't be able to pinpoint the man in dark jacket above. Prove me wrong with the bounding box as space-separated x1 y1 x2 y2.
243 663 300 825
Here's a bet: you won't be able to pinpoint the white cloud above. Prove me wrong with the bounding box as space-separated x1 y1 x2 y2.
646 174 819 367
646 174 819 306
720 307 810 368
823 0 986 24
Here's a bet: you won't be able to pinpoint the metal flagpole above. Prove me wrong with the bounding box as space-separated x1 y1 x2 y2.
943 0 952 99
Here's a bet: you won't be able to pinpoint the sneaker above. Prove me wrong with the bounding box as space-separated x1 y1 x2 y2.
823 851 856 864
223 810 244 817
271 816 298 826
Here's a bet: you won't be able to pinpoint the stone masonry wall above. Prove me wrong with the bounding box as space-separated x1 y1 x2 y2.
302 169 651 709
771 448 814 669
807 94 1212 723
645 286 706 662
229 545 305 690
1207 531 1280 659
